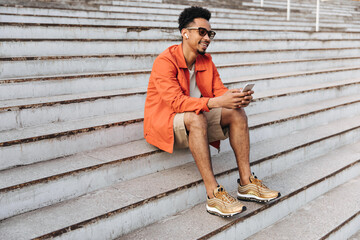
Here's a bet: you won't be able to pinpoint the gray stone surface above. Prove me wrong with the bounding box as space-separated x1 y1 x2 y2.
120 141 360 239
248 176 360 240
1 0 360 238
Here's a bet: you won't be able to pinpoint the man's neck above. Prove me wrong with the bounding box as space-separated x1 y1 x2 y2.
182 43 198 69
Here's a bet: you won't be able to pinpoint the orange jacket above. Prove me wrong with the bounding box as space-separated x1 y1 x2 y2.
144 44 228 153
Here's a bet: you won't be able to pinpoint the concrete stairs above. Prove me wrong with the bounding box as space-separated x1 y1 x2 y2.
0 0 360 239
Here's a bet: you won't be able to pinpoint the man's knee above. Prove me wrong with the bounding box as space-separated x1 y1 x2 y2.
222 108 248 127
184 112 208 132
235 108 248 123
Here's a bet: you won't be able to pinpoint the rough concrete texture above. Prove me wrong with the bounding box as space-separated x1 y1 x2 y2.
1 0 360 238
248 176 360 240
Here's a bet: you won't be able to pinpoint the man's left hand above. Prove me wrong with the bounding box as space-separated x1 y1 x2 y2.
238 90 254 108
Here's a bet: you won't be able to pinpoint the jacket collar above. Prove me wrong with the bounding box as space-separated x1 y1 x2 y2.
174 43 207 72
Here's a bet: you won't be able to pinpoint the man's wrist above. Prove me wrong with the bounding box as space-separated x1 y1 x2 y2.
207 97 220 109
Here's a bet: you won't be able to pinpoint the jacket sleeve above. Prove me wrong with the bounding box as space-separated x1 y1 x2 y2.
152 56 210 114
211 61 228 97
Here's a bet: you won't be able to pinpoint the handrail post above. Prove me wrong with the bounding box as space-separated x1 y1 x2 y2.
316 0 320 31
287 0 291 21
261 0 264 7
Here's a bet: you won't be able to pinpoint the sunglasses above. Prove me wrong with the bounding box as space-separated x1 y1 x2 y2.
186 27 216 40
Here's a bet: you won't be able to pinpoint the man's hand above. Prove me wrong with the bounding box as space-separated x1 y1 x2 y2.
208 89 254 109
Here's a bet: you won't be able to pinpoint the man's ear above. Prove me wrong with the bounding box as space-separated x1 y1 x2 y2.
181 29 189 39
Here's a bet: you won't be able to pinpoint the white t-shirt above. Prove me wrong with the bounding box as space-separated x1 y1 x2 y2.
189 66 201 98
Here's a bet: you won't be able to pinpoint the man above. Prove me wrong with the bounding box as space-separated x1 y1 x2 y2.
144 6 280 217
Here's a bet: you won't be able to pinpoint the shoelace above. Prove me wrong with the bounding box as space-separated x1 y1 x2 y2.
217 188 236 203
251 175 268 189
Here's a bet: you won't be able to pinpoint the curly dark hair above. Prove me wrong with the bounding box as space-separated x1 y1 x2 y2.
178 6 211 32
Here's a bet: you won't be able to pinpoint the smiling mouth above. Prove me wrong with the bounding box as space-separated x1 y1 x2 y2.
199 42 209 49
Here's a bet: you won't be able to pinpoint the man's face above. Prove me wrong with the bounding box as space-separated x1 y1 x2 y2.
185 18 212 55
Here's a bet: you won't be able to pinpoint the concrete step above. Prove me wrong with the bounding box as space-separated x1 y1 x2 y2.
1 75 358 131
96 3 360 25
349 229 360 240
1 94 359 219
3 12 359 31
248 176 360 240
0 87 146 131
0 111 144 170
4 5 358 26
3 52 360 79
4 38 360 57
107 0 360 19
216 56 360 81
3 48 360 78
1 116 359 239
120 141 360 239
97 2 351 18
0 0 100 10
243 1 359 16
3 22 360 40
115 0 356 11
0 14 341 31
250 0 358 10
2 65 359 101
1 5 355 24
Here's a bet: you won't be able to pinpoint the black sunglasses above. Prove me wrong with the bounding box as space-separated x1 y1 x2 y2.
186 27 216 40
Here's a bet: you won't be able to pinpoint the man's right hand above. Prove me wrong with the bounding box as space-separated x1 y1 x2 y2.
207 89 254 109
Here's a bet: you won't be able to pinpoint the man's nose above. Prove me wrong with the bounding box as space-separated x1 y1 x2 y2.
203 33 211 41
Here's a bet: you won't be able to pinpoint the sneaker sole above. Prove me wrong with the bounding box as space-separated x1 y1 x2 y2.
206 205 247 218
237 192 281 203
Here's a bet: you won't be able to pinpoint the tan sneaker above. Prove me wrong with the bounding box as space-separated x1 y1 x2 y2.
237 175 281 202
206 185 247 217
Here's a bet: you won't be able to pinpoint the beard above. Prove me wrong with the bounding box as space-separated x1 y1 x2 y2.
197 49 206 55
197 40 209 55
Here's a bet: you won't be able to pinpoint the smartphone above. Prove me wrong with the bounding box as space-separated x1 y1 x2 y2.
241 83 255 93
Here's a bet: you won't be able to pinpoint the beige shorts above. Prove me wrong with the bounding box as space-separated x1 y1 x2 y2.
173 108 229 149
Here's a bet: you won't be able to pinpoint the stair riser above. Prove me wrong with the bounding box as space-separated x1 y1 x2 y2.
3 49 359 78
0 15 180 27
2 2 355 17
250 100 360 143
0 121 143 170
4 25 360 40
243 2 357 15
251 0 357 8
113 0 357 12
209 164 360 240
2 55 359 79
4 40 360 57
0 17 319 31
34 138 360 239
218 58 360 80
106 1 189 9
1 110 359 220
2 14 357 29
2 6 356 24
248 0 356 9
0 6 180 21
2 81 357 131
0 56 156 78
98 4 352 18
2 68 359 101
0 73 150 100
324 213 360 240
99 5 273 15
227 69 360 93
0 94 145 131
248 82 360 114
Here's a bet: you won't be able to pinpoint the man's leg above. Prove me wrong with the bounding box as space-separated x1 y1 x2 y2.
220 108 252 185
184 112 218 198
220 108 281 202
